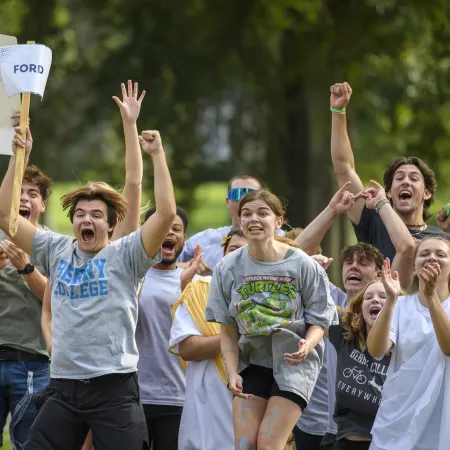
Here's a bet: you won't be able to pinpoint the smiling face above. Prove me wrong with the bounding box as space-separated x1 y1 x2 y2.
72 199 112 253
342 253 379 298
414 238 450 285
239 200 283 242
387 164 431 218
361 281 386 328
160 215 186 265
19 181 46 225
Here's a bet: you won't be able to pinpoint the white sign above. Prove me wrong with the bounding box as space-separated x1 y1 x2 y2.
0 44 52 98
0 35 20 156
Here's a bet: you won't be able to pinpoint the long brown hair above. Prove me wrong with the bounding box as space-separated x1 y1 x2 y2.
238 189 285 218
342 280 381 351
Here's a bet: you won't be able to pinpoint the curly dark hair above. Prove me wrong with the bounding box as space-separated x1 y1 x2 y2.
383 157 437 222
341 243 384 270
23 165 53 201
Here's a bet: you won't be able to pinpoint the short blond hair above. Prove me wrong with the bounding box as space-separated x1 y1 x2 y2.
61 182 127 228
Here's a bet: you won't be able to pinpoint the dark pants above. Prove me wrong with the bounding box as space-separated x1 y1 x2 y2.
321 433 337 450
0 358 50 450
143 404 182 450
25 372 148 450
294 427 324 450
333 438 371 450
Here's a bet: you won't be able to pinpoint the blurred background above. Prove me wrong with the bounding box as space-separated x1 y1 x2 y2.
1 0 450 287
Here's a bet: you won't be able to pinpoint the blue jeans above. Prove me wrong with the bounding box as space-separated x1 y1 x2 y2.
0 360 50 450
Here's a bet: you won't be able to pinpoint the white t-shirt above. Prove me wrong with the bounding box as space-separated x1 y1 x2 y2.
370 293 450 450
170 303 234 450
136 267 186 406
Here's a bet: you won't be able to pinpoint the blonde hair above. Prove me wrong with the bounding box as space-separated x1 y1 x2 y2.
342 280 381 351
408 236 450 293
61 182 127 229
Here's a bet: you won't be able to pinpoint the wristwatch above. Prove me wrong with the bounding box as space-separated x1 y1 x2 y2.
18 264 35 275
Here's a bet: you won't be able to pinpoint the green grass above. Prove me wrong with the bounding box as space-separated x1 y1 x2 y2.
44 181 230 236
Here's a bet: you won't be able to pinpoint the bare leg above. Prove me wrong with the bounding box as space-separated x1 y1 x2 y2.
257 396 302 450
81 430 93 450
233 396 267 450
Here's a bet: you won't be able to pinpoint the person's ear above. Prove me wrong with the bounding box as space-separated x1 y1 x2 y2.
276 216 284 230
423 190 432 201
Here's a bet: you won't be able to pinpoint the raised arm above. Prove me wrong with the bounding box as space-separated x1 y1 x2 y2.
111 80 146 240
330 82 365 225
41 280 52 355
139 130 176 258
295 181 366 255
0 129 36 254
367 259 399 358
364 181 415 290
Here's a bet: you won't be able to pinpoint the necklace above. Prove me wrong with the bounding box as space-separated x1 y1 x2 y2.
408 224 427 236
405 223 426 228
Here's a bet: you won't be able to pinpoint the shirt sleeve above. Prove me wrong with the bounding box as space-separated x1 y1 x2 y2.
301 258 339 328
389 298 401 346
31 228 68 276
329 282 348 308
169 303 202 354
119 229 161 280
327 312 344 350
205 261 235 325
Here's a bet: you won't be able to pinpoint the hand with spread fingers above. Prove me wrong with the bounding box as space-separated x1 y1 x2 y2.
0 240 28 270
380 258 401 301
330 82 353 110
227 373 254 399
180 244 205 291
328 181 367 217
284 338 312 365
311 254 334 271
112 79 146 124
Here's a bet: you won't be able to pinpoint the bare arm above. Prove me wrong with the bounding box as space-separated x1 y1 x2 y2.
41 281 52 355
296 181 366 255
139 131 176 258
330 82 365 224
367 259 399 358
0 130 36 254
111 81 145 240
179 335 221 361
284 324 325 365
365 181 415 290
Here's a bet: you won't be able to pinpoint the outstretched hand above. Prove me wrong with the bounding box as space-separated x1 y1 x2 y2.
112 80 146 124
380 258 401 300
330 82 352 110
328 181 367 216
364 180 387 210
139 130 163 155
180 245 209 291
419 263 440 298
284 339 312 365
311 254 334 271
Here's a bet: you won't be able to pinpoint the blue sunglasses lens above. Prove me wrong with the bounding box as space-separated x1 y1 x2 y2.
228 188 255 201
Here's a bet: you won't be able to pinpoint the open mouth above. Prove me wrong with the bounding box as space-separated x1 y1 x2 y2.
248 226 263 232
81 228 95 242
399 190 412 201
19 207 30 220
347 273 361 283
369 305 381 317
162 239 175 253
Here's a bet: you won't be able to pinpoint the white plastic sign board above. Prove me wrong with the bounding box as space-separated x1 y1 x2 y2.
0 43 52 98
0 35 20 156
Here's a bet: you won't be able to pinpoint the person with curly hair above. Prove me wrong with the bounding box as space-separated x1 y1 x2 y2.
325 279 393 450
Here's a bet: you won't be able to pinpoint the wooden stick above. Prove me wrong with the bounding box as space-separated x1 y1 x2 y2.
8 40 34 236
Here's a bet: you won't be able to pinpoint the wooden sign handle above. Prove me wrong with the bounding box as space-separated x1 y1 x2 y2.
8 40 34 237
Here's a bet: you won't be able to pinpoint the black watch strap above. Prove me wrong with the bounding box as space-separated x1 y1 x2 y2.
18 264 35 275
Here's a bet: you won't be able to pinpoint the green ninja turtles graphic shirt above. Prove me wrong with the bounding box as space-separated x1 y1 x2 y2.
206 246 338 402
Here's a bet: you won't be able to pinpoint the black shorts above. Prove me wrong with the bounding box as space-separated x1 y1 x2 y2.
240 364 307 411
26 372 148 450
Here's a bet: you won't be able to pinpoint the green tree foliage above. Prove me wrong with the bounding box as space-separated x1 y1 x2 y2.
1 0 450 272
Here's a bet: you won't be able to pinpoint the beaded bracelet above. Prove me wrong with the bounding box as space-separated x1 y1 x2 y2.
375 198 390 214
330 106 346 114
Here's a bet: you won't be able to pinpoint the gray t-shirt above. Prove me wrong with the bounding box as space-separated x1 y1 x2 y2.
0 231 47 356
32 227 159 379
206 246 338 402
136 267 185 406
297 283 348 436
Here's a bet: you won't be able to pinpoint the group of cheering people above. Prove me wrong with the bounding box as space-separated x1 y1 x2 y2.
0 80 450 450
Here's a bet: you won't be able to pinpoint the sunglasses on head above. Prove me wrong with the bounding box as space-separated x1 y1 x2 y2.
228 187 256 201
